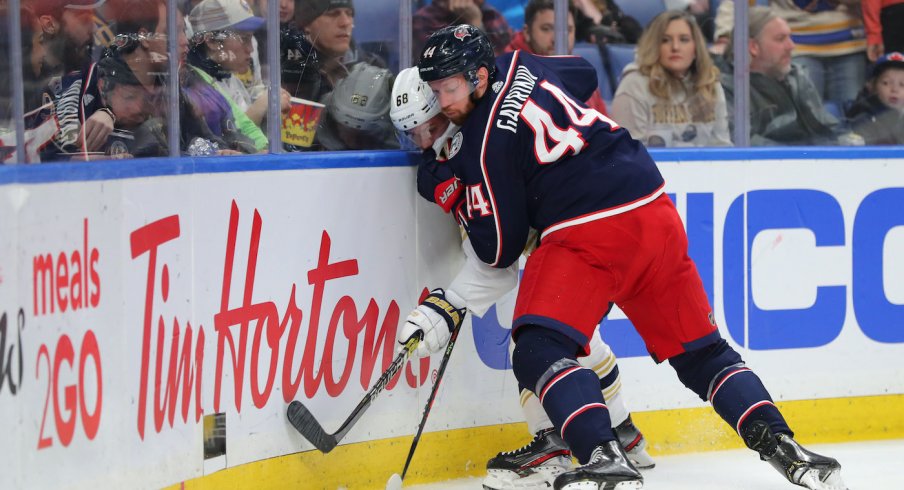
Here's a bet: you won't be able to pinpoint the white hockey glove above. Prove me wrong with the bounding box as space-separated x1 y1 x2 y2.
398 289 466 358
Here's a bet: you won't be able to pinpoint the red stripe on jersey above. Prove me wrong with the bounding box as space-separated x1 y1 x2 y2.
541 183 666 240
482 51 520 267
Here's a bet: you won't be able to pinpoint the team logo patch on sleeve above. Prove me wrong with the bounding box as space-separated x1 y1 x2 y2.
448 131 463 159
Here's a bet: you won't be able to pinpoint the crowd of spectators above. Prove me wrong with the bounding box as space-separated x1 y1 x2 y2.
0 0 901 163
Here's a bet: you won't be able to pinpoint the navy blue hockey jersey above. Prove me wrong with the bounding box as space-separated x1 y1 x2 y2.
445 51 665 268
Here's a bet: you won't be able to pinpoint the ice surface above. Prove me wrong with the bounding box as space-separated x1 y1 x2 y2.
405 439 904 489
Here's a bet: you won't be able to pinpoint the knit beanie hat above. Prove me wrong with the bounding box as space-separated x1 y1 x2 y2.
296 0 354 27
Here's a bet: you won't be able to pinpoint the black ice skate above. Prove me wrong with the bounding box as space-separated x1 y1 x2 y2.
553 440 643 490
743 420 848 490
483 428 574 490
613 416 655 470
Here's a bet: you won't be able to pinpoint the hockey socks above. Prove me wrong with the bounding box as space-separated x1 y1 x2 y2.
669 339 791 437
513 326 615 463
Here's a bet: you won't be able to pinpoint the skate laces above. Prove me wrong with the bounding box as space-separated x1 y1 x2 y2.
501 428 556 456
584 446 605 466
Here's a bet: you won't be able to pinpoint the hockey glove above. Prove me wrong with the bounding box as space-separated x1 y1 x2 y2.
417 150 462 213
398 289 467 358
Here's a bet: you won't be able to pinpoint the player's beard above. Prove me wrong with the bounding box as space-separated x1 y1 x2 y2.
445 91 482 125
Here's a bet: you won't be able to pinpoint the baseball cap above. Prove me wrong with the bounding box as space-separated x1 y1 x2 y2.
32 0 107 17
296 0 355 27
189 0 264 34
872 52 904 79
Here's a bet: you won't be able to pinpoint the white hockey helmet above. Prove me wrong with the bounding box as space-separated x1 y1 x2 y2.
390 67 441 132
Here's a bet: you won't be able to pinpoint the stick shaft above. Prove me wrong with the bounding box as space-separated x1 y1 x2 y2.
400 323 463 479
287 336 419 452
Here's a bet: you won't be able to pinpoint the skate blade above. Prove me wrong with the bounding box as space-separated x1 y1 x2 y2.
798 469 848 490
483 466 566 489
626 449 656 470
559 481 643 490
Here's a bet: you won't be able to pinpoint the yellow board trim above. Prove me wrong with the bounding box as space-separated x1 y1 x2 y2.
169 394 904 490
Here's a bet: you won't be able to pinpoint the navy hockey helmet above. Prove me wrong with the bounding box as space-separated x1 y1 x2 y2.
417 24 496 87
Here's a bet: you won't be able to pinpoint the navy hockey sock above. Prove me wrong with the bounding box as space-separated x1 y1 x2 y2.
669 339 791 437
512 326 614 463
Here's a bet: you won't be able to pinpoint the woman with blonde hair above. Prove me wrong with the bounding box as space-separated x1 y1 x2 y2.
611 10 731 147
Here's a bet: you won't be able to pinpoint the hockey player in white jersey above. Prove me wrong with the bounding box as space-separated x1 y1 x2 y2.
390 67 655 490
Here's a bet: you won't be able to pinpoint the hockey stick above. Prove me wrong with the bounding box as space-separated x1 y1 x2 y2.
287 334 421 453
399 320 464 480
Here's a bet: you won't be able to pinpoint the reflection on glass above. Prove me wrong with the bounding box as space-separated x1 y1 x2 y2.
295 0 398 151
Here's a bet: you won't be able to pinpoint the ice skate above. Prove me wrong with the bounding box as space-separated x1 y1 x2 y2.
743 420 848 490
553 440 643 490
483 428 574 490
613 416 655 470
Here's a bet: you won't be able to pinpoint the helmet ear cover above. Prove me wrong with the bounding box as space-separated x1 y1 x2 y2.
416 24 496 85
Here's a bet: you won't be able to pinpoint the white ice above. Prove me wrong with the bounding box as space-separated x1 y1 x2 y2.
404 439 904 489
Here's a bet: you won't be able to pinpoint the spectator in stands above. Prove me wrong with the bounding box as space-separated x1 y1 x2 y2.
315 63 399 150
281 26 321 101
29 0 107 160
94 56 164 158
0 5 59 163
506 0 608 114
714 0 868 110
17 5 51 113
297 0 386 101
32 0 101 85
412 0 512 57
109 0 253 155
569 0 643 44
863 0 904 61
611 10 730 146
188 0 289 129
846 52 904 144
720 7 862 146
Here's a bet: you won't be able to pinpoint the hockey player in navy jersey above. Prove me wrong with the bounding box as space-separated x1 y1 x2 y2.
390 67 654 490
396 24 847 490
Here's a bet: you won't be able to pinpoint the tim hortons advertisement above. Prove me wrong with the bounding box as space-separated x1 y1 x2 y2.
1 157 903 489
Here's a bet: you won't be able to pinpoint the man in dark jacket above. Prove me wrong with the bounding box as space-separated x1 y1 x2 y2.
720 7 861 146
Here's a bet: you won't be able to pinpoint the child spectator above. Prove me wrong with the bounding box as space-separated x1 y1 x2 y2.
412 0 513 57
188 0 289 129
506 0 608 115
280 26 321 101
611 10 731 147
847 52 904 144
315 63 399 150
863 0 904 61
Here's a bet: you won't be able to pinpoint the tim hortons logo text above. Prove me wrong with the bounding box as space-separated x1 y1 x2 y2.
129 200 429 439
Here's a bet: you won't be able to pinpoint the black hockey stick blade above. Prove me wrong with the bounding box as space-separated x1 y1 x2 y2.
400 320 464 479
287 400 338 452
287 334 421 453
